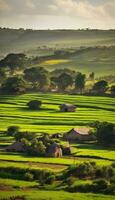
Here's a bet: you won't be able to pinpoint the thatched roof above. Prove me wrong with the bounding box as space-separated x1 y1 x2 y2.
60 104 76 108
6 141 25 152
70 128 90 135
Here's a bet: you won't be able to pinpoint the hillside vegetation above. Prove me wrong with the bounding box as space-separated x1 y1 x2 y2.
0 28 115 76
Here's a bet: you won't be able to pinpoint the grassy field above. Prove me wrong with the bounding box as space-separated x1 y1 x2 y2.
40 47 115 76
0 29 115 55
0 152 113 166
0 93 115 133
0 93 115 199
0 93 115 167
0 190 115 200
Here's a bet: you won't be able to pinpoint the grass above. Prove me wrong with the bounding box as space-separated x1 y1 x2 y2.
0 161 67 172
72 144 115 161
0 178 38 188
0 152 113 166
0 190 115 200
0 93 115 133
40 46 115 76
0 93 115 198
43 59 70 65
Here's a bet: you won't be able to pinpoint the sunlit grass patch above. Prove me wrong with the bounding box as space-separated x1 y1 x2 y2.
43 59 70 65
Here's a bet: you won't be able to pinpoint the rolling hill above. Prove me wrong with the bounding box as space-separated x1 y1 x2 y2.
0 28 115 76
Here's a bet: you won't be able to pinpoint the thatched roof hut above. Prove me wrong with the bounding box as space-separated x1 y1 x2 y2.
47 143 62 157
60 104 76 112
6 141 26 152
64 127 95 141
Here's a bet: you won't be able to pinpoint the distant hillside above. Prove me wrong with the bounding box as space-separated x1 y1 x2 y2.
34 46 115 76
0 28 115 58
0 28 115 76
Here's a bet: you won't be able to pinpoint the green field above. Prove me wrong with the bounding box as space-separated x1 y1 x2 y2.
40 46 115 76
0 93 115 199
0 29 115 56
0 93 115 167
0 190 115 200
0 93 115 132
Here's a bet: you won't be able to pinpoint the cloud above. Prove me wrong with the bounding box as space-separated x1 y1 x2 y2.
0 0 115 29
26 0 36 9
54 0 115 21
0 0 11 11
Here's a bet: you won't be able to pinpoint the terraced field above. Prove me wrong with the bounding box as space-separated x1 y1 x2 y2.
0 93 115 133
0 93 115 199
0 93 115 167
0 190 115 200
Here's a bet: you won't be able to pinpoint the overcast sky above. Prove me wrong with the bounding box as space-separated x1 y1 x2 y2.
0 0 115 29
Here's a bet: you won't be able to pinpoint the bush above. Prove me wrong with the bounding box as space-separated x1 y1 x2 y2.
7 126 20 136
45 174 56 184
75 162 94 178
24 172 34 181
27 100 42 110
92 179 108 193
110 176 115 184
65 176 75 186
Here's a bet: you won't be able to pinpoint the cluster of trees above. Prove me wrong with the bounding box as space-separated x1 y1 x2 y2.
64 162 115 194
0 53 115 96
91 121 115 146
7 126 45 156
7 126 61 156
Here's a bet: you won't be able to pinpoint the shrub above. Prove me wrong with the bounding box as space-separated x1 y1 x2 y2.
45 174 56 184
65 176 75 186
27 100 42 110
24 172 34 181
110 176 115 184
92 179 109 193
7 126 20 136
75 162 94 178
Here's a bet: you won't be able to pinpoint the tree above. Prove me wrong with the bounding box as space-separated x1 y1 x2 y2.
89 72 95 81
56 72 73 91
51 68 76 79
24 67 50 91
7 126 20 136
75 72 86 93
92 80 108 94
0 53 27 74
30 140 46 156
27 100 42 110
14 131 36 141
1 76 27 94
110 85 115 95
94 121 115 146
0 68 6 84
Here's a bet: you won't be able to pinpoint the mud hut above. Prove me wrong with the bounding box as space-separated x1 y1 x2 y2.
60 104 76 112
47 143 62 157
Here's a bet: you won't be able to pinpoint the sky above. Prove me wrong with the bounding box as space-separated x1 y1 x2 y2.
0 0 115 29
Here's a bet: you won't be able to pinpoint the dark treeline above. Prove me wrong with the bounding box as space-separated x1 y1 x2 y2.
0 53 115 96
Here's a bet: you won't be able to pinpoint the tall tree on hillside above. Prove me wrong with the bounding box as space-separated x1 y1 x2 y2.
75 72 86 93
24 67 50 91
92 80 108 94
89 72 95 81
1 76 26 94
56 72 73 91
0 53 27 74
51 68 76 79
0 68 6 84
94 121 115 146
110 85 115 95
